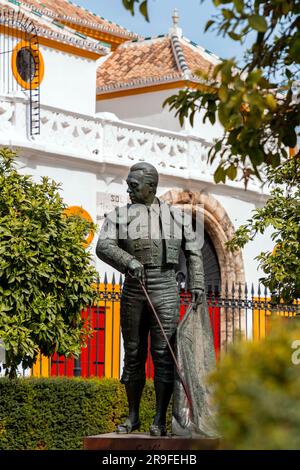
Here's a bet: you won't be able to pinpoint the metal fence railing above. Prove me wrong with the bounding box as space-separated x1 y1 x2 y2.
32 275 300 379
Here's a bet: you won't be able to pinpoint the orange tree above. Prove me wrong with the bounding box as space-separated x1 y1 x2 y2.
226 157 300 303
123 0 300 187
0 149 97 378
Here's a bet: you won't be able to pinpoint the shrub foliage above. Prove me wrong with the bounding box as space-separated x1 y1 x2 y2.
0 377 157 450
0 149 97 378
210 318 300 449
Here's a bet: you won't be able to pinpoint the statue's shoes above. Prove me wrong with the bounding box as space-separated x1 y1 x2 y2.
149 423 167 437
116 419 141 434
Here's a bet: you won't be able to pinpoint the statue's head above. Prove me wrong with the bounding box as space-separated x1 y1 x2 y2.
126 162 159 205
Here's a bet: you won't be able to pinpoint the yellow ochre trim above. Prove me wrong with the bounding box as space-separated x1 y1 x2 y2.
0 25 103 60
253 297 299 342
97 281 121 379
59 20 130 50
32 353 51 377
11 40 44 90
39 36 103 59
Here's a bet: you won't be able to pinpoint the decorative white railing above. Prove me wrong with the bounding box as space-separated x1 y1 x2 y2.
0 93 264 193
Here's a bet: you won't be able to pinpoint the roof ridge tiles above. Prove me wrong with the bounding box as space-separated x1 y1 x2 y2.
19 0 139 38
2 0 109 54
97 72 183 93
124 34 167 47
170 34 190 80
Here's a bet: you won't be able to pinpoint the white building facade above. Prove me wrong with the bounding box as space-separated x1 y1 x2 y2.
0 0 272 296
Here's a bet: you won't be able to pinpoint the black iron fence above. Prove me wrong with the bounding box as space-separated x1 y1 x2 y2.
37 275 300 378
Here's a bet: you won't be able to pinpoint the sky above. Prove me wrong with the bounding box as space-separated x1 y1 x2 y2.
78 0 247 61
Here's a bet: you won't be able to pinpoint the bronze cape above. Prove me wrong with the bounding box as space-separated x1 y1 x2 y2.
172 298 219 438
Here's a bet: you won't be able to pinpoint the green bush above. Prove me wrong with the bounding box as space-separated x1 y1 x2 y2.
210 318 300 449
0 377 157 450
0 148 97 377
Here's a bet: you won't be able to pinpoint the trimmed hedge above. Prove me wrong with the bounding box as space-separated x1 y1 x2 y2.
0 377 161 450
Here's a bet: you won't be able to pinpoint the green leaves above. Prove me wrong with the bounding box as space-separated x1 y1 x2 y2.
120 0 300 305
233 0 244 13
214 165 226 184
122 0 300 186
227 158 300 303
0 149 97 378
228 31 242 41
122 0 149 21
122 0 136 16
248 14 268 32
211 321 300 449
218 85 228 102
139 0 149 22
164 44 299 187
204 19 215 32
226 164 238 180
0 378 159 449
163 89 217 129
214 163 238 184
289 35 300 63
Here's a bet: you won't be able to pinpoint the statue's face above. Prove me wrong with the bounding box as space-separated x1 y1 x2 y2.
126 170 156 205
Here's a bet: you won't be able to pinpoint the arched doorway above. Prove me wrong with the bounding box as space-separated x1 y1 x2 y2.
202 230 222 293
175 228 222 357
160 188 246 352
161 188 245 292
176 229 221 294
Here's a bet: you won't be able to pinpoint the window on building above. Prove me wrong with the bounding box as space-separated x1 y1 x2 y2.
12 41 44 90
16 47 36 83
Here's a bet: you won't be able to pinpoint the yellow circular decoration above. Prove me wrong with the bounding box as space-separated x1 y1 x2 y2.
64 206 95 248
11 40 45 90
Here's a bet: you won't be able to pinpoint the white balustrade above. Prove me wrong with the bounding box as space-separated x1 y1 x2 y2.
0 93 263 192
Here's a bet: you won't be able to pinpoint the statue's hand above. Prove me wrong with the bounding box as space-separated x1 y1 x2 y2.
127 259 144 282
191 288 204 310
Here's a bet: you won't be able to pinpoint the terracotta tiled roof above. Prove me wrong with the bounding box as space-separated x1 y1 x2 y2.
96 33 219 95
0 0 108 55
97 37 182 90
19 0 138 39
181 42 215 78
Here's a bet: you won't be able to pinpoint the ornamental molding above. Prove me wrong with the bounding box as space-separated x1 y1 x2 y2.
0 94 268 197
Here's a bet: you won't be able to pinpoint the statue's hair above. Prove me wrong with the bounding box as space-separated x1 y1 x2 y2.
129 162 159 186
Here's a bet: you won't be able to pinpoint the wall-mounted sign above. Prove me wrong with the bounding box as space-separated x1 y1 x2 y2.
96 192 128 226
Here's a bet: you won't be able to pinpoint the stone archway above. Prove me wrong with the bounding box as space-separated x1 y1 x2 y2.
161 189 245 292
161 189 246 348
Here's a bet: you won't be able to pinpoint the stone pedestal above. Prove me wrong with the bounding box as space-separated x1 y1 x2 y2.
84 432 220 451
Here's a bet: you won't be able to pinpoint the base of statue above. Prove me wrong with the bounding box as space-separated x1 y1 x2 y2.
84 432 220 451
